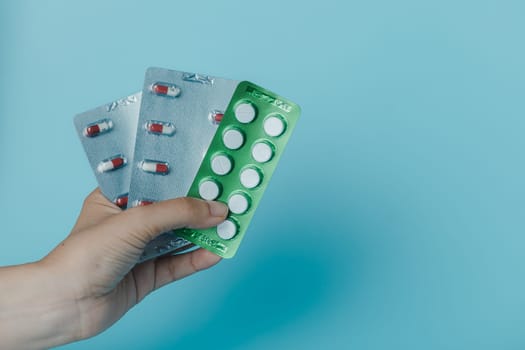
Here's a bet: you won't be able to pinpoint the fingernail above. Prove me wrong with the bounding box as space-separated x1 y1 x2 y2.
208 201 228 217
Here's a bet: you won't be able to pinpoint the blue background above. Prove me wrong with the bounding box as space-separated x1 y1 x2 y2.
1 0 524 349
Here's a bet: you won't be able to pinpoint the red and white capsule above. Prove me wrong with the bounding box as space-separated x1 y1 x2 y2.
145 120 176 136
114 194 128 209
140 160 169 175
151 82 181 97
133 199 154 207
84 119 113 137
209 110 225 125
97 155 126 173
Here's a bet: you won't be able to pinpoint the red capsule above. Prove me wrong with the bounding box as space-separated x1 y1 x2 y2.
145 120 176 136
140 160 169 175
114 195 128 209
84 119 113 137
209 110 224 125
97 155 126 173
152 83 181 97
135 200 154 207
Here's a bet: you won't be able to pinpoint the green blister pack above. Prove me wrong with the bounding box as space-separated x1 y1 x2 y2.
175 81 301 258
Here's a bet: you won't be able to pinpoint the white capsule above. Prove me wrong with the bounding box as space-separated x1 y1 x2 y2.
234 102 256 123
140 160 169 175
211 154 233 175
240 168 262 189
145 121 176 136
223 129 244 150
199 180 221 200
217 219 237 240
264 115 285 137
251 142 274 163
84 119 113 137
97 155 126 173
152 83 181 97
228 193 250 215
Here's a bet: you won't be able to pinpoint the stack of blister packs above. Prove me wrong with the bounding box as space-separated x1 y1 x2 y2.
74 68 300 259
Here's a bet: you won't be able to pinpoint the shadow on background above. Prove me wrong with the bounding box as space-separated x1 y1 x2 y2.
168 244 342 349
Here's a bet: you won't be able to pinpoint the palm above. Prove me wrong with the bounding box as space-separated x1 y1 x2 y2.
48 189 222 339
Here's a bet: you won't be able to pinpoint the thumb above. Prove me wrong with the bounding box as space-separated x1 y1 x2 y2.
98 197 229 251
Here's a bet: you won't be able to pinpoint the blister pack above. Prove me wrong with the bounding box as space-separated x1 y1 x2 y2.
175 82 301 258
127 68 239 261
74 93 141 208
74 92 196 261
128 67 239 205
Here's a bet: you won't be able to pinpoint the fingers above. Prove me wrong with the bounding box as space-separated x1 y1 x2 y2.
100 197 229 247
153 249 222 290
70 188 121 234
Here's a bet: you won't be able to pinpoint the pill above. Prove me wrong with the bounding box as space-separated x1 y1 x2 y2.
251 142 274 163
84 119 113 137
145 121 176 136
97 155 126 173
198 180 221 200
134 199 154 207
152 83 181 97
211 154 233 175
240 168 262 189
217 219 238 240
223 129 244 150
234 102 256 123
264 115 285 137
209 110 224 124
228 193 250 215
140 160 169 175
114 194 128 209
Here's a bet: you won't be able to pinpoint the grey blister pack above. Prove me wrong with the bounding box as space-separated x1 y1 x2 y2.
129 67 239 260
74 92 195 261
74 93 141 208
129 67 239 204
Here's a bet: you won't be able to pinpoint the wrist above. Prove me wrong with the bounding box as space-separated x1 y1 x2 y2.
0 260 80 349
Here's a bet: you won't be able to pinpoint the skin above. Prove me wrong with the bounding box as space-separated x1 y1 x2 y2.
0 189 228 350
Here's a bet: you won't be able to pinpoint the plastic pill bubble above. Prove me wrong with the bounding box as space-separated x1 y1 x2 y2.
209 110 224 125
145 120 176 136
251 142 274 163
84 119 113 137
264 115 286 137
217 219 238 240
114 194 128 209
240 168 262 189
97 155 126 173
223 129 244 150
152 83 181 97
234 102 256 123
199 179 221 200
134 199 154 207
228 192 250 214
140 160 169 175
211 154 233 175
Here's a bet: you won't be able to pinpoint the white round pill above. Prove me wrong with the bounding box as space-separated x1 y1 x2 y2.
217 219 237 240
240 168 261 189
264 116 285 137
198 180 220 200
228 193 250 214
234 102 256 123
251 142 274 163
211 154 232 175
223 129 244 150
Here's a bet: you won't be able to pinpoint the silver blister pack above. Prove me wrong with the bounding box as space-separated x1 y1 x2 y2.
74 92 195 261
129 67 239 204
129 67 238 261
74 93 141 208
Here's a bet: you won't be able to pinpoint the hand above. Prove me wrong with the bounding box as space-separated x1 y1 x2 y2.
0 189 228 349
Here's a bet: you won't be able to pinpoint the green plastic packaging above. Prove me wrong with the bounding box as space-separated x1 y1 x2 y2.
175 81 301 258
